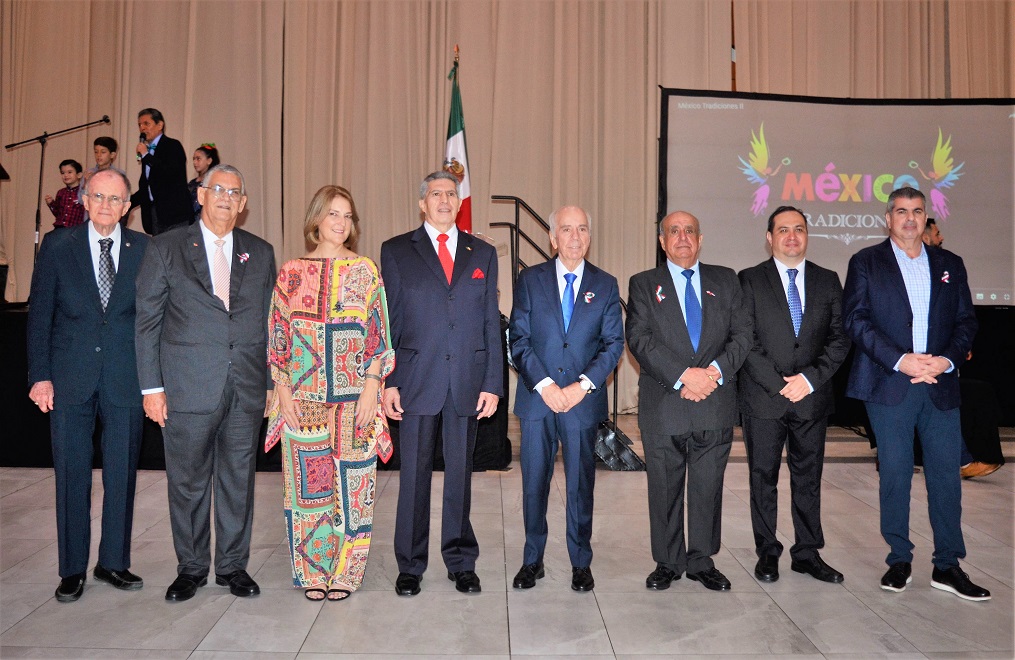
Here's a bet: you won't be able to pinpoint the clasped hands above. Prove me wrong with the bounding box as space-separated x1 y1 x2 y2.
678 365 721 402
539 382 586 414
899 353 951 384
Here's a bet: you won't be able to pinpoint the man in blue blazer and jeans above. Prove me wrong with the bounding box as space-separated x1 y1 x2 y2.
509 206 624 592
843 186 989 601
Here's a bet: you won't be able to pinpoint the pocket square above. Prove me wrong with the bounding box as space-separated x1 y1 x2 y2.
472 268 485 279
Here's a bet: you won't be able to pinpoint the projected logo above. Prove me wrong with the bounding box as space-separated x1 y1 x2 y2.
737 123 790 217
911 128 965 221
737 124 967 244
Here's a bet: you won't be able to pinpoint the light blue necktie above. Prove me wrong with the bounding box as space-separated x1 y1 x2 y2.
562 272 576 331
682 269 701 352
787 268 802 337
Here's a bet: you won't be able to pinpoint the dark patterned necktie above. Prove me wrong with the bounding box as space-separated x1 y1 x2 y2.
98 238 115 310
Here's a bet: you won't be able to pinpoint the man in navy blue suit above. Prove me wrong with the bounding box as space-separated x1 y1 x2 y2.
27 168 149 602
843 186 989 601
381 171 503 596
509 206 624 592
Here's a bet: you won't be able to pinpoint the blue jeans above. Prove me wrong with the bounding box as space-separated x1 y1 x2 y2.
866 384 965 570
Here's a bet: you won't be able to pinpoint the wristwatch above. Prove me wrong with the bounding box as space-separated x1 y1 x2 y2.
579 377 593 393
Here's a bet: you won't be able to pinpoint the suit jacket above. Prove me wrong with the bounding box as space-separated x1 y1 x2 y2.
135 222 276 414
626 263 752 435
738 258 850 420
509 259 625 425
27 224 149 406
380 225 503 417
129 134 193 235
843 238 976 410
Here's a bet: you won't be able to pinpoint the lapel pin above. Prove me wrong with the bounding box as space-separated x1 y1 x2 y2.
705 290 716 297
655 285 666 303
193 242 199 247
238 252 250 263
584 291 595 303
124 242 130 247
941 271 950 283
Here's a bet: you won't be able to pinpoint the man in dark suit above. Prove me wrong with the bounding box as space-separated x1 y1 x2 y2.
508 206 624 592
626 211 752 592
130 107 192 235
381 171 503 596
843 186 989 601
738 206 850 584
135 164 276 602
27 168 149 602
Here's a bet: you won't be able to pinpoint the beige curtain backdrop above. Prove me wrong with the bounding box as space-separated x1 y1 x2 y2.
2 0 1011 412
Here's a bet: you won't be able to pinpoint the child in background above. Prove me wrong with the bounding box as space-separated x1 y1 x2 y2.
44 159 85 229
82 137 120 224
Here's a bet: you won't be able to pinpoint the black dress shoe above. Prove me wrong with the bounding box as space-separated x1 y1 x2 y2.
55 573 85 603
571 566 594 592
645 564 680 590
93 565 143 590
166 573 207 601
512 563 544 589
931 565 991 601
395 572 422 596
687 567 732 591
215 570 260 597
754 555 779 582
448 570 482 593
880 562 912 592
791 555 844 584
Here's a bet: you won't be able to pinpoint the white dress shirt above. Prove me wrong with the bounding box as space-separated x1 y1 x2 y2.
423 221 458 260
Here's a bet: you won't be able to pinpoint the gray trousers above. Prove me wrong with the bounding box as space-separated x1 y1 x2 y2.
642 427 732 574
163 376 261 576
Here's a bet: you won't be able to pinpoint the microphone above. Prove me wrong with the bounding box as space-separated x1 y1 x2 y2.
137 132 146 162
101 115 110 124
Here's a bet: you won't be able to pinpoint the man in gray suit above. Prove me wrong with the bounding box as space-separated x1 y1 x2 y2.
136 164 276 602
626 211 752 592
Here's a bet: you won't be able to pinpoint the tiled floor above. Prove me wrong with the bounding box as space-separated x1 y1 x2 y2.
2 418 1013 659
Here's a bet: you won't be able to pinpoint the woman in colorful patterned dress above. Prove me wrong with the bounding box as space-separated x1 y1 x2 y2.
267 185 393 601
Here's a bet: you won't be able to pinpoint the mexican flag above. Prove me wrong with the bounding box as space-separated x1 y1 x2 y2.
444 53 471 233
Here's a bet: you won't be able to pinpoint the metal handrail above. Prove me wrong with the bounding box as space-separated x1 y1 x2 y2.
491 194 627 427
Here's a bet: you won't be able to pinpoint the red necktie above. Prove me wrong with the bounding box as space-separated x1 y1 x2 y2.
437 233 453 284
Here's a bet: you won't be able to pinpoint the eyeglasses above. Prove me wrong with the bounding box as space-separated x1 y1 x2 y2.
88 193 126 207
204 184 244 201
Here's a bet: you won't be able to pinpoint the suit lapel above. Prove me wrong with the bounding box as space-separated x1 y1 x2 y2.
230 230 249 308
927 247 944 315
188 222 216 299
877 240 913 319
763 259 796 337
107 230 140 310
72 225 103 313
657 265 692 351
450 232 473 286
540 260 567 336
411 225 451 289
567 262 599 335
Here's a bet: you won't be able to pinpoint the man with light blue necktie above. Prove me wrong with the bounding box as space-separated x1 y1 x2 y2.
626 211 752 592
738 206 850 585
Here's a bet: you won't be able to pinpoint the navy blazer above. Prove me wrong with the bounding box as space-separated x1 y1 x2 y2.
626 263 753 435
738 258 850 420
843 239 977 410
27 224 149 406
509 259 625 425
380 225 503 417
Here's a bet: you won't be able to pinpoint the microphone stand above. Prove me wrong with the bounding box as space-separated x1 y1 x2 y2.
5 115 111 265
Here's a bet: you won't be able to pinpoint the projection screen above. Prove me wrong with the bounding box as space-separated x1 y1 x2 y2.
658 89 1015 305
